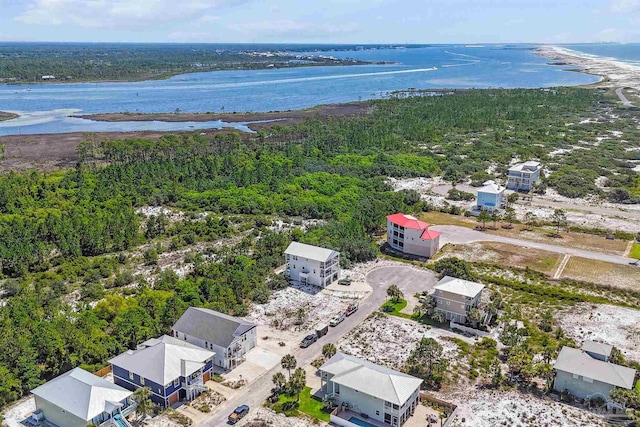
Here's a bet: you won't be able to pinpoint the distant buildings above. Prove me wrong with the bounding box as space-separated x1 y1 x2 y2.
41 75 56 80
507 161 541 191
553 344 636 401
386 213 441 258
476 180 505 213
285 241 340 287
172 307 257 370
31 367 134 427
319 353 423 427
431 276 485 324
110 335 214 407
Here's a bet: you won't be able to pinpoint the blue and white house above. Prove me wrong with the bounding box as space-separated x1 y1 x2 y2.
507 161 541 191
475 180 505 213
110 335 215 408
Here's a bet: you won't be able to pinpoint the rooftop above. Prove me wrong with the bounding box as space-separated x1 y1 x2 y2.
554 346 636 389
386 213 430 230
420 229 442 240
285 241 338 262
477 180 505 195
173 307 255 348
31 367 132 422
581 340 613 358
319 353 422 406
508 160 541 172
433 276 485 298
109 335 215 386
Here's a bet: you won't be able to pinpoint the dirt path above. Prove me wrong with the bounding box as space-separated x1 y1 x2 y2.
616 87 636 107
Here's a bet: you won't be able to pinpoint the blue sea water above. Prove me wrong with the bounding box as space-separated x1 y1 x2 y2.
564 43 640 65
0 44 599 135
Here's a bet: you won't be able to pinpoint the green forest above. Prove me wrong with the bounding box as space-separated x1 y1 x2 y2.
0 87 639 409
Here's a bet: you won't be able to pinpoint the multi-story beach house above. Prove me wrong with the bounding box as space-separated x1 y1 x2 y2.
386 213 441 258
319 353 423 427
431 276 485 324
284 241 340 287
110 335 214 407
506 160 541 191
172 307 257 371
475 180 505 213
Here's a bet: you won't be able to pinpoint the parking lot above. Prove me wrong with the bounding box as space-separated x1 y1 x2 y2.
366 265 437 295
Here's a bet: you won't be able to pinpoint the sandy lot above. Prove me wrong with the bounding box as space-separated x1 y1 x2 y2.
442 388 607 427
556 303 640 362
2 396 35 427
236 406 329 427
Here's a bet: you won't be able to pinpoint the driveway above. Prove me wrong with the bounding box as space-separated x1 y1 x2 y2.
198 263 433 426
432 225 635 266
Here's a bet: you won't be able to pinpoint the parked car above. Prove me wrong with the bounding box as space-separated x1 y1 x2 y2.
418 295 428 303
329 312 345 326
228 405 249 424
300 334 318 348
338 278 352 286
345 302 359 316
315 323 329 337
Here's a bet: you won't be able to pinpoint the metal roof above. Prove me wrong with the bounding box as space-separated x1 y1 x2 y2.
477 180 505 195
31 368 132 422
581 340 613 358
386 213 430 230
319 353 422 406
508 161 541 172
173 307 255 349
109 335 215 386
554 346 636 389
420 228 442 240
433 276 485 298
285 241 338 262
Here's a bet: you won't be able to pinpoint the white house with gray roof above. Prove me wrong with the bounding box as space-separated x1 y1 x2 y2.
431 276 485 324
507 160 541 191
319 353 422 427
553 346 636 401
31 367 134 427
172 307 256 370
285 241 340 287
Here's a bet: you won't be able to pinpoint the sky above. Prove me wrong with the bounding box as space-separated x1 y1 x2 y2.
0 0 639 44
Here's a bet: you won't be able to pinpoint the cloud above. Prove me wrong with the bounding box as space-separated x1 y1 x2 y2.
228 20 360 39
15 0 246 29
611 0 640 13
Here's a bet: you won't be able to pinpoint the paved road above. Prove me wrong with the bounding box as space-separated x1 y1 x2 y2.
199 265 434 426
616 87 635 107
432 225 636 266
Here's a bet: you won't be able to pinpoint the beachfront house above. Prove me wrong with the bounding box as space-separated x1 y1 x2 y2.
386 213 441 258
553 345 636 401
284 241 340 287
319 353 423 427
31 367 134 427
431 276 485 324
506 161 541 191
172 307 257 370
475 180 505 213
110 335 214 407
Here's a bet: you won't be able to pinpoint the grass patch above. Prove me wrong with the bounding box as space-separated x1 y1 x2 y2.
631 243 640 260
381 298 412 319
421 211 475 228
274 387 331 422
561 256 640 292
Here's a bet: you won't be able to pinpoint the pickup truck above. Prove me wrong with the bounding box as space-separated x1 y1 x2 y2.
228 405 249 424
300 334 318 348
329 312 345 326
345 302 359 316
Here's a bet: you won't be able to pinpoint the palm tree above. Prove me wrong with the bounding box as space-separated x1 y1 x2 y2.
289 368 306 402
552 209 567 236
271 372 287 395
491 211 501 229
503 208 516 229
431 310 446 323
477 211 490 230
386 284 402 303
281 354 297 379
132 387 153 420
322 343 337 360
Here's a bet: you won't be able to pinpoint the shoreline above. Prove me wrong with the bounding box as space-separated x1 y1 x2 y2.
536 45 640 92
0 111 19 122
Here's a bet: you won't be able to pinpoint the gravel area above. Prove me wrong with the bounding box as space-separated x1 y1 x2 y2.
555 303 640 362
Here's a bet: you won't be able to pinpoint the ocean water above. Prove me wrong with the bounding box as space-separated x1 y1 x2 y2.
0 44 599 135
564 43 640 65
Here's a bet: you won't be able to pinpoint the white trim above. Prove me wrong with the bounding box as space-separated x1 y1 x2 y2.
113 375 167 400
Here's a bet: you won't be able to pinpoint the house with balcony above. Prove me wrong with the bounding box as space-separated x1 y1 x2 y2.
553 345 636 401
475 180 505 213
110 335 214 407
30 367 135 427
319 353 422 427
386 213 441 258
172 307 256 370
507 160 541 191
431 276 485 324
284 241 340 287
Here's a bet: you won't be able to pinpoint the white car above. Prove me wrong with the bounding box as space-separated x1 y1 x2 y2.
329 312 345 326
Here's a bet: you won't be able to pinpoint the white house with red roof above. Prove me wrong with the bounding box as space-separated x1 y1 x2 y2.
386 213 441 258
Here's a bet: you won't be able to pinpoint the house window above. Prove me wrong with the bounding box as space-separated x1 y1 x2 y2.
293 256 298 261
376 411 380 416
572 374 579 379
446 301 450 305
583 376 593 383
129 372 134 381
313 269 316 274
140 377 145 386
385 401 392 408
174 379 180 387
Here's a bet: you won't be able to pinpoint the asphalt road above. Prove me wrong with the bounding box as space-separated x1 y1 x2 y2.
616 87 635 107
199 265 435 426
432 225 635 266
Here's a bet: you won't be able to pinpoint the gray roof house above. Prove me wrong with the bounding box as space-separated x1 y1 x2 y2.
581 340 613 362
31 367 134 427
319 353 423 426
553 346 636 401
284 242 341 288
172 307 257 370
431 276 485 324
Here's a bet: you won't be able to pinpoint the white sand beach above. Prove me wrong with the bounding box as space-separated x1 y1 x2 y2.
538 45 640 91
